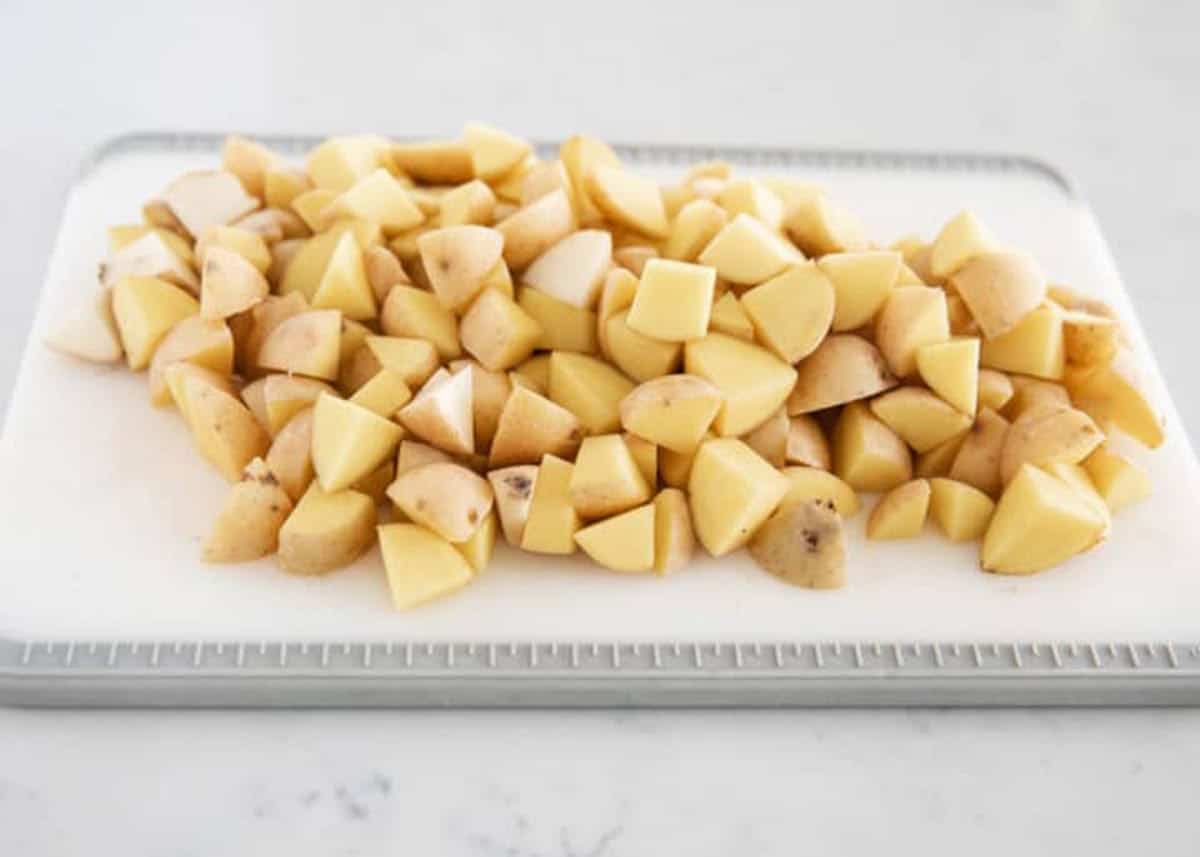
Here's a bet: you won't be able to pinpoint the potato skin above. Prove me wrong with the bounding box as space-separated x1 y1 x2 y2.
749 499 846 589
203 459 293 563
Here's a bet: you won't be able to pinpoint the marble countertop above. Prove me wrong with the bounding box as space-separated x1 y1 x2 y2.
2 1 1198 853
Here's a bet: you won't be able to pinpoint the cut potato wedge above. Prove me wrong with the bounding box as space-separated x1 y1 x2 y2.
568 434 652 519
869 387 974 454
524 230 613 309
787 334 895 414
378 523 475 608
44 289 123 364
915 432 968 479
875 286 949 378
459 289 542 371
664 199 728 263
363 335 440 389
257 309 341 380
929 210 997 279
741 263 835 363
998 404 1104 486
619 374 722 454
950 251 1046 340
380 284 461 360
605 310 682 382
1064 348 1164 449
195 225 271 274
489 386 583 468
979 305 1064 380
161 169 259 238
488 465 539 546
111 276 200 371
977 368 1015 412
200 246 268 320
278 482 376 575
948 407 1010 497
313 393 405 492
749 498 846 589
521 454 581 555
496 189 576 270
929 478 996 542
684 333 796 437
310 230 375 321
916 337 979 415
101 231 199 295
688 438 789 556
387 461 493 542
417 225 504 312
785 415 831 470
390 139 475 184
1082 445 1151 512
324 169 425 234
627 259 716 343
586 165 669 238
180 374 270 482
517 288 598 354
203 458 293 562
652 488 694 574
349 369 412 419
781 466 860 517
698 213 798 285
398 368 474 455
832 401 913 493
147 315 233 405
782 191 866 257
818 251 900 332
866 479 930 540
548 351 635 435
574 504 656 572
708 291 755 342
741 407 788 468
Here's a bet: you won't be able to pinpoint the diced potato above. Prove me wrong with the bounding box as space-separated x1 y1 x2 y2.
521 454 582 554
708 292 754 342
521 160 573 208
618 374 722 454
785 415 831 470
716 179 783 229
688 438 789 556
586 165 669 238
387 461 493 542
1061 309 1119 367
517 288 597 354
749 498 846 589
658 433 711 489
511 354 551 395
741 407 788 468
979 305 1064 380
817 251 900 332
313 393 404 492
977 368 1014 412
928 478 995 542
1002 377 1071 421
101 230 199 294
1083 445 1151 512
664 199 728 262
323 168 425 235
489 386 583 468
622 433 658 490
44 289 123 364
866 479 930 540
147 315 233 405
378 523 474 608
832 401 913 493
447 359 511 451
698 213 798 285
265 167 312 210
574 504 656 572
257 374 333 435
179 374 270 482
439 180 496 227
548 351 635 435
221 135 279 197
915 432 968 478
111 276 200 370
949 251 1046 340
141 198 189 238
781 466 860 517
380 284 461 360
277 482 376 574
945 294 978 336
161 169 260 238
524 230 613 309
741 263 835 363
787 334 895 414
560 134 620 225
203 458 293 562
496 189 576 270
398 368 474 455
488 464 539 546
875 286 949 378
652 488 694 574
948 407 1010 497
390 139 475 184
257 309 342 380
781 190 867 257
463 121 532 181
929 211 998 279
981 464 1108 574
417 225 504 312
310 231 375 321
684 333 796 436
395 440 451 476
998 404 1104 485
364 335 440 388
163 363 236 424
195 225 272 273
612 247 658 278
626 259 716 342
915 337 979 415
279 231 341 301
200 246 269 320
353 460 395 505
596 268 639 361
454 508 497 572
568 434 652 519
306 135 390 192
869 387 973 453
349 369 412 418
1042 461 1111 542
1064 348 1164 448
605 310 682 382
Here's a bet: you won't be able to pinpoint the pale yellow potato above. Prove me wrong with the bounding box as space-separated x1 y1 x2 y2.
488 465 539 546
626 259 716 342
1061 309 1119 367
195 225 272 273
619 374 722 454
395 440 452 477
520 160 573 208
684 333 796 436
617 433 657 493
439 180 496 228
832 401 913 493
1002 377 1070 421
749 498 846 589
237 292 307 375
141 198 190 239
221 135 278 197
108 224 196 265
741 263 835 363
915 337 979 415
276 481 377 574
417 225 504 312
928 478 996 542
875 286 949 378
349 369 412 418
447 359 512 451
1041 461 1111 544
458 289 542 372
453 509 497 572
708 292 755 342
866 479 930 540
945 294 978 337
380 284 461 360
948 407 1010 497
390 139 475 184
782 191 867 257
518 288 598 354
786 415 831 470
312 393 404 492
462 121 531 181
147 315 233 405
929 210 998 279
203 457 293 563
387 461 493 542
781 466 860 517
574 504 656 572
979 305 1064 380
162 364 233 422
568 434 652 520
496 189 576 270
353 459 395 505
524 229 613 309
977 368 1015 412
741 407 788 468
1065 348 1163 448
291 189 338 232
44 288 124 364
896 262 925 286
490 154 541 204
398 368 475 455
698 213 798 285
716 179 783 229
659 433 712 489
1083 445 1151 512
101 230 199 294
257 309 342 380
111 276 200 370
949 251 1046 340
981 463 1108 574
548 351 635 435
306 135 390 193
611 247 659 278
255 374 333 435
521 454 582 555
324 169 424 235
233 207 310 243
363 335 440 389
560 135 621 225
309 230 375 321
817 251 900 332
264 167 312 210
595 268 639 361
786 334 896 414
479 258 514 300
161 169 260 238
388 223 434 264
915 432 968 478
511 353 551 395
199 245 268 321
664 199 728 262
605 310 682 382
179 374 270 482
869 387 973 454
688 438 789 556
998 404 1104 486
378 522 474 608
652 488 694 574
585 165 669 238
489 386 583 468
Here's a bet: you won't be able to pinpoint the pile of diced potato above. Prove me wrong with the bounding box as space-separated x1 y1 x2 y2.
45 123 1163 608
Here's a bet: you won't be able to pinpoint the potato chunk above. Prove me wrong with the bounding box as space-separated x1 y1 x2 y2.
387 462 494 542
489 387 583 468
488 465 539 546
928 478 995 542
574 504 656 572
521 454 582 555
1082 446 1150 512
517 288 598 354
950 251 1046 340
787 334 896 414
929 210 998 279
586 166 669 238
257 309 341 380
524 230 613 309
688 438 789 556
111 276 199 370
740 263 835 363
397 368 474 456
377 523 475 608
875 286 949 378
818 251 900 332
203 458 293 562
627 259 716 342
179 374 270 482
664 199 728 262
147 315 233 405
915 337 979 416
496 189 576 270
380 285 461 360
568 434 652 519
698 213 797 285
832 401 912 493
781 466 860 517
870 387 973 454
866 479 931 540
1064 348 1164 449
278 483 376 574
417 225 504 312
979 305 1064 380
708 292 755 342
998 404 1104 486
618 374 722 454
459 289 543 371
313 393 405 492
684 333 796 436
749 498 846 589
548 351 635 435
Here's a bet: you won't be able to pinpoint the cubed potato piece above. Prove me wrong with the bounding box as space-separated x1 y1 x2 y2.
866 479 930 540
622 432 658 490
438 180 496 228
141 198 189 237
488 153 540 204
626 259 716 342
929 478 996 542
559 135 620 224
276 225 340 295
979 305 1064 380
398 368 475 455
195 225 271 273
323 168 424 235
716 179 784 229
1064 348 1163 448
111 276 200 370
618 374 722 454
741 407 788 468
749 498 846 589
364 335 440 389
818 251 900 332
684 333 796 436
277 482 376 574
948 408 1010 497
998 404 1104 485
44 288 123 364
108 224 196 266
451 289 541 373
489 386 583 468
221 135 279 197
266 407 315 502
521 160 573 208
915 337 979 416
574 504 656 572
264 167 312 210
521 455 582 555
708 292 755 342
387 461 493 542
781 190 867 258
449 359 512 450
688 438 789 556
1042 461 1112 543
595 268 639 361
232 208 309 243
517 288 598 354
161 169 260 238
147 315 233 405
313 393 404 492
512 353 551 395
390 139 475 184
101 231 199 294
352 459 394 505
1061 309 1119 367
787 334 896 414
698 213 798 285
875 286 949 378
605 310 682 382
786 415 831 470
462 121 532 181
306 135 390 193
870 387 973 454
664 199 728 262
246 291 311 373
488 465 538 546
832 401 913 493
929 211 998 279
496 189 576 270
349 369 412 418
781 466 860 517
945 294 978 336
653 488 694 574
915 432 968 478
378 523 474 608
1002 377 1071 421
524 230 612 309
977 368 1015 412
257 309 342 380
417 225 504 312
1082 445 1151 512
585 165 669 238
164 363 236 423
395 440 452 477
309 230 375 321
568 434 652 519
950 251 1046 340
380 284 461 360
256 374 332 435
981 463 1108 574
454 508 497 572
548 351 634 435
203 458 293 562
200 246 269 320
179 375 270 482
741 263 835 363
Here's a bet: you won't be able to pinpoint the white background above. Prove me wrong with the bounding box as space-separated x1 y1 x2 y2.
1 1 1198 853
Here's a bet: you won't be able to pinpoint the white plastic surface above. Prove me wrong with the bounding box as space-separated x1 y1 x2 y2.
1 146 1197 643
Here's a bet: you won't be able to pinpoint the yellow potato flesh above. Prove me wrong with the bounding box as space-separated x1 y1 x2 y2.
916 337 979 416
688 438 789 556
1083 445 1151 512
626 259 715 342
740 263 835 363
979 306 1064 380
111 276 200 370
781 466 860 517
312 393 404 492
832 401 913 493
548 351 634 435
518 288 598 354
378 523 474 608
684 333 797 437
459 289 542 371
574 504 656 572
708 292 755 342
568 434 652 520
521 455 582 555
929 478 995 542
869 387 973 454
866 479 930 540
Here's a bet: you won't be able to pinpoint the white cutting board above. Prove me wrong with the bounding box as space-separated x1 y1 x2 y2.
1 144 1197 644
